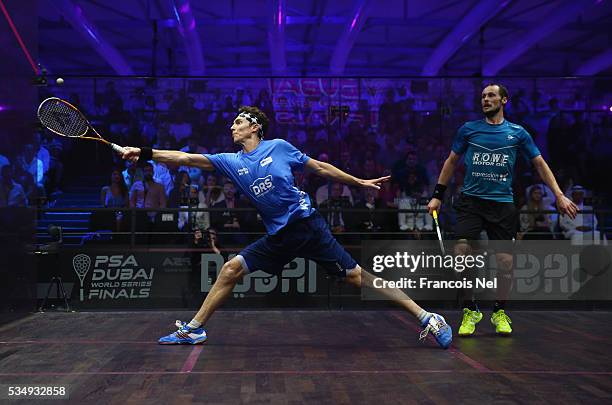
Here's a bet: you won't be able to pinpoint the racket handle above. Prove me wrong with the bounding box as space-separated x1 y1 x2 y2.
110 143 126 155
432 210 439 220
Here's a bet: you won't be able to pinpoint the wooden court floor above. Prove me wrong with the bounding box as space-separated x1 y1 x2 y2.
1 310 611 404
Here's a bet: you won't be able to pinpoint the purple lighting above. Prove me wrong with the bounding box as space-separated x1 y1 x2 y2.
330 0 373 75
0 105 7 112
268 0 287 74
168 0 204 75
56 0 133 75
422 0 510 76
350 15 359 30
483 0 594 76
575 49 612 76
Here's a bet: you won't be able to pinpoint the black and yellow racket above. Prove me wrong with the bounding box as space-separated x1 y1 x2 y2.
432 209 446 255
37 97 125 154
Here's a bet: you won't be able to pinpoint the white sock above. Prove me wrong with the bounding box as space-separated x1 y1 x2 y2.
187 319 202 329
417 310 432 324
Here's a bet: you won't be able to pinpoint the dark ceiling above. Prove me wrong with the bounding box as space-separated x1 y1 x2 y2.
38 0 612 77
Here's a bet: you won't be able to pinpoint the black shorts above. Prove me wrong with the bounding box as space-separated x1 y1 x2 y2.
454 194 517 244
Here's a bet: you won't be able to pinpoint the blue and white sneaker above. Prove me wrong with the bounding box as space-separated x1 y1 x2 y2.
158 320 208 345
419 313 453 349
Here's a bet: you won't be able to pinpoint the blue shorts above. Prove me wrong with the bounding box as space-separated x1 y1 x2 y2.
238 212 358 277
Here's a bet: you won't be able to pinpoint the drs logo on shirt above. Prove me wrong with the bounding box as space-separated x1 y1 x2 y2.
250 175 274 196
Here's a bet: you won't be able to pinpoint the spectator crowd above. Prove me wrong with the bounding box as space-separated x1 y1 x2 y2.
1 79 609 246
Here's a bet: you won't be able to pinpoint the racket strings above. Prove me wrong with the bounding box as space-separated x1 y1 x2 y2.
38 99 88 137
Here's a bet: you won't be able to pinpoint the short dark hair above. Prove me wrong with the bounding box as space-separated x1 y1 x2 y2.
482 83 510 98
483 83 509 99
238 105 269 138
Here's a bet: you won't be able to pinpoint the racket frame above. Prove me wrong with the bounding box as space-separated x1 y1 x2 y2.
37 97 125 153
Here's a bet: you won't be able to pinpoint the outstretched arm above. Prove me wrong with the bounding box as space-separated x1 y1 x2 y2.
531 155 578 219
304 158 390 189
121 147 215 171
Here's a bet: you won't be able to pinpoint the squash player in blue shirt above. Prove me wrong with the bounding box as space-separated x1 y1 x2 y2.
427 83 578 337
121 106 453 349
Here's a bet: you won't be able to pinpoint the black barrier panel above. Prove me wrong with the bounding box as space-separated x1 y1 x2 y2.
199 253 332 308
362 240 612 301
45 240 612 310
51 249 356 309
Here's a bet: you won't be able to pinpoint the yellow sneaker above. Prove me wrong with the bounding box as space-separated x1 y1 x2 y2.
458 308 483 336
491 310 513 335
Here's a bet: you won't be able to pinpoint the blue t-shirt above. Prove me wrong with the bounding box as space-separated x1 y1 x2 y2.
452 119 541 203
204 139 314 234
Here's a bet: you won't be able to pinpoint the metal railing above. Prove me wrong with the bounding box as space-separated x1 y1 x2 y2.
36 206 610 248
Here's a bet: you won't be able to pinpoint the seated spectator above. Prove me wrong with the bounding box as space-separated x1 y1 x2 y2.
377 133 404 168
141 95 158 144
233 87 252 109
361 158 382 180
45 141 64 195
337 149 359 178
170 89 191 114
130 162 166 214
353 188 386 231
212 182 248 245
17 144 44 188
378 169 400 208
125 87 145 115
0 152 9 172
392 151 429 193
152 161 173 196
194 189 211 233
157 89 175 112
559 185 605 245
301 128 323 158
101 168 129 208
122 160 143 190
168 171 191 208
254 88 273 118
315 180 354 207
33 132 50 176
199 174 225 207
318 182 353 233
129 163 167 243
0 165 27 207
170 172 201 232
525 172 555 210
519 185 554 240
97 168 129 232
129 173 145 209
397 173 431 235
102 81 123 113
170 111 192 144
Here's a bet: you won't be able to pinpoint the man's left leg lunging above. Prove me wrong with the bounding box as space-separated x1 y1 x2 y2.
345 265 452 349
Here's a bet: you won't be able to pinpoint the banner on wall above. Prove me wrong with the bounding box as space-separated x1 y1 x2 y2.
44 250 330 308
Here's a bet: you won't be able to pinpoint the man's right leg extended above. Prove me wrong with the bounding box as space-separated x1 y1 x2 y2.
158 256 245 344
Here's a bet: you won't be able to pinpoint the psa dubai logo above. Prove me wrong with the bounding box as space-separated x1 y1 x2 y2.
72 254 155 301
250 175 274 197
